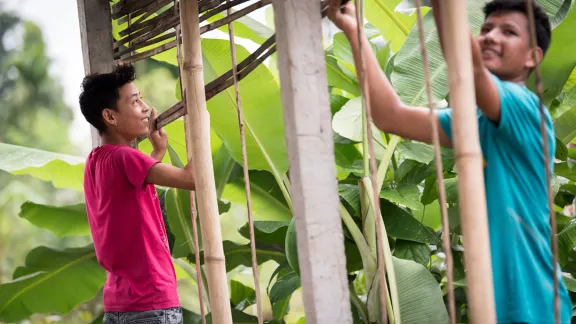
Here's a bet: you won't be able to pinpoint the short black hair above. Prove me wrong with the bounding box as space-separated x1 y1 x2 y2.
483 0 552 54
79 64 136 134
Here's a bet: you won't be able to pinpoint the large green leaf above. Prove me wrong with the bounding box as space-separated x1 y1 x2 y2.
380 183 423 211
205 12 273 45
189 240 285 272
393 257 450 323
0 245 105 322
391 1 485 106
201 39 289 181
538 1 576 104
394 239 430 266
558 218 576 265
326 53 361 97
19 202 90 237
222 171 292 222
553 86 576 144
0 143 84 191
238 221 290 245
364 0 426 53
166 187 201 258
380 199 439 244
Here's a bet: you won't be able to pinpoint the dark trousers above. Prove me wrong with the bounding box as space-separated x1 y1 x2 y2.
103 307 183 324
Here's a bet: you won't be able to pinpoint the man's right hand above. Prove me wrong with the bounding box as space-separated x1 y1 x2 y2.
328 1 358 35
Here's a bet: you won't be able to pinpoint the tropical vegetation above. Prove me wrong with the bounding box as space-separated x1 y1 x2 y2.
1 0 576 323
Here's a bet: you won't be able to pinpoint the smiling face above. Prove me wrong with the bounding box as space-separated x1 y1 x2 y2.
477 11 540 82
102 82 150 140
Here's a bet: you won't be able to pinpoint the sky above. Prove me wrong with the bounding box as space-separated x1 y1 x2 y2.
3 0 270 155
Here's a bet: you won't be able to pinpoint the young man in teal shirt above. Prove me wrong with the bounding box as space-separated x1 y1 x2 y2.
329 0 571 322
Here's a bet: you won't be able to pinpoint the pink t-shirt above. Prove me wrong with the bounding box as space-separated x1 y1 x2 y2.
84 144 179 312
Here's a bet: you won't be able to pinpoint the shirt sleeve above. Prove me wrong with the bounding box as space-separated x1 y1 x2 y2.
437 108 453 141
491 74 553 146
114 146 160 188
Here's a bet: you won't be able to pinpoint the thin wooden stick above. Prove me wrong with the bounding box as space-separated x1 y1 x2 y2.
353 0 388 322
154 42 277 129
200 0 252 22
119 0 174 35
115 32 176 59
414 1 455 323
179 0 233 322
439 1 495 322
525 1 560 323
226 2 263 322
174 1 207 321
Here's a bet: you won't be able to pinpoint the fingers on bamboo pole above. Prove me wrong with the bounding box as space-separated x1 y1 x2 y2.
179 0 233 323
439 1 495 322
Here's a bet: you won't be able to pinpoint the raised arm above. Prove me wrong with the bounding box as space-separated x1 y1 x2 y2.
144 107 195 190
328 2 451 146
430 0 501 123
146 160 195 190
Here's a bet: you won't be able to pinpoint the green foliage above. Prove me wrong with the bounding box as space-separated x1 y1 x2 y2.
19 202 90 237
3 1 576 323
0 143 84 191
0 245 105 322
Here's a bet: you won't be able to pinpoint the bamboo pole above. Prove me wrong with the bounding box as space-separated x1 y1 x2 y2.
179 0 233 323
439 1 495 323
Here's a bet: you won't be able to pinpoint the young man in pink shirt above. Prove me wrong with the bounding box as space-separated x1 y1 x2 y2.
79 64 195 324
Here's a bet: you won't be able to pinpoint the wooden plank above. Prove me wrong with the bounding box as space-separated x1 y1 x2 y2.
272 1 352 323
76 0 115 148
440 1 496 323
179 0 232 323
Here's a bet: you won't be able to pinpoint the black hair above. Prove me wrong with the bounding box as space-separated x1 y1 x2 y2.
79 64 136 134
483 0 552 54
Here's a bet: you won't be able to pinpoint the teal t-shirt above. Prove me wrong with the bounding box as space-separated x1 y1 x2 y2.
438 75 572 323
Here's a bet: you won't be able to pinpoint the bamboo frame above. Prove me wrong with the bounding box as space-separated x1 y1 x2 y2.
179 0 232 322
440 1 495 322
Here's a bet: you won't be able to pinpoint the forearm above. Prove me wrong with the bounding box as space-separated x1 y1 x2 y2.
151 149 166 161
345 29 404 132
146 162 195 190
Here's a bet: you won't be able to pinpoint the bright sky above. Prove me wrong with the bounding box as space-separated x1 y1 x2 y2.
3 0 270 155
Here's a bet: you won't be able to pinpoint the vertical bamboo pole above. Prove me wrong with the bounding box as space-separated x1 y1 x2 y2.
439 1 496 323
179 1 233 323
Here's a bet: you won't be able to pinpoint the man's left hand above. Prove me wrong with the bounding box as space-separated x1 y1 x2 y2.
149 108 168 160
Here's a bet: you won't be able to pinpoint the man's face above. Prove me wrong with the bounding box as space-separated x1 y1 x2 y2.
106 82 150 138
477 11 537 80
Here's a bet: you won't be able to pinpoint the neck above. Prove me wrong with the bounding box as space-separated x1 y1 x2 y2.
100 131 134 147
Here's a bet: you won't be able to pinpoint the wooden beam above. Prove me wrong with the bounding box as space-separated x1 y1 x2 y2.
272 1 352 323
76 0 115 148
179 0 232 323
440 1 496 323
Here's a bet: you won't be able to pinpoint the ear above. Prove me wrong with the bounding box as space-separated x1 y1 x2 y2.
525 47 544 69
102 108 117 126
